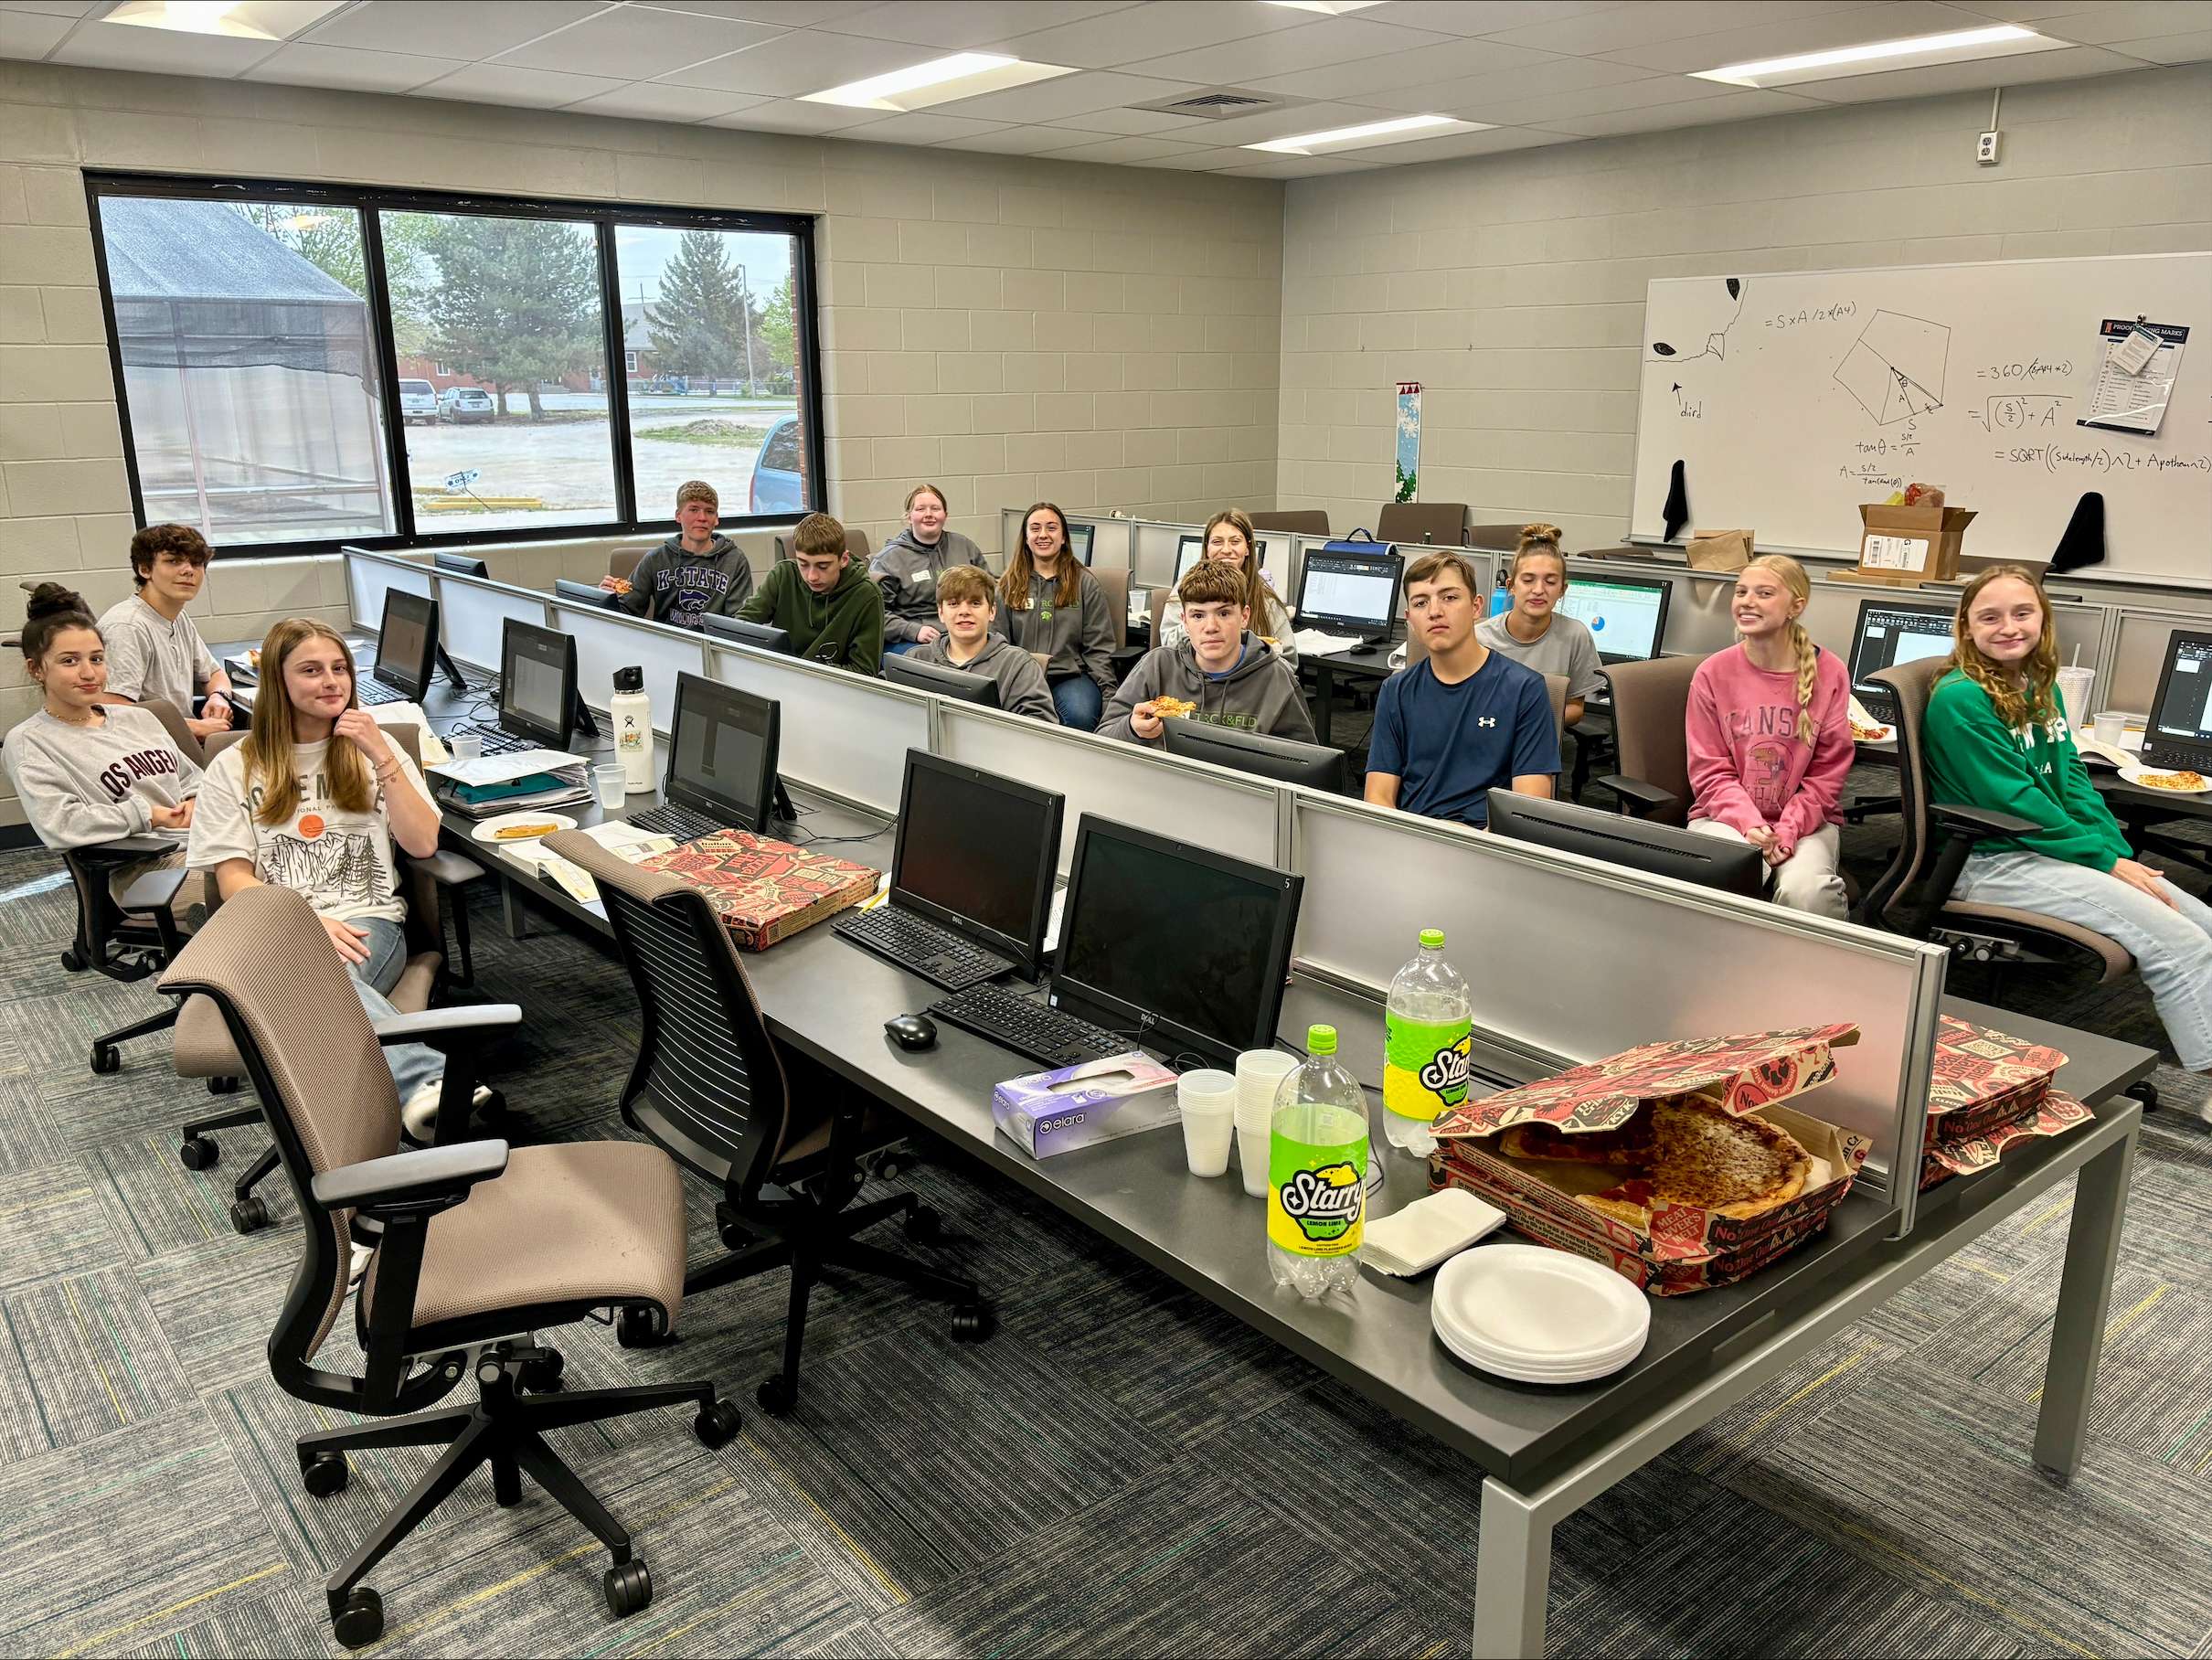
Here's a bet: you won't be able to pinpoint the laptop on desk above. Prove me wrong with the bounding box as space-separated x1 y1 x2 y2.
2143 629 2212 777
1294 546 1404 652
1553 577 1671 669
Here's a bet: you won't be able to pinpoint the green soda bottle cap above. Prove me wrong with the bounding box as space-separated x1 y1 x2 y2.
1420 929 1445 949
1307 1024 1338 1055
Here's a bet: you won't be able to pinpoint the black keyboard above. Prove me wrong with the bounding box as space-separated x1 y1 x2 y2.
2143 742 2207 772
627 802 724 843
836 904 1013 992
455 721 537 756
357 678 407 707
926 983 1125 1069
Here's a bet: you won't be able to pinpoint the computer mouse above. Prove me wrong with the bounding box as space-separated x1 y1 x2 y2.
885 1013 938 1052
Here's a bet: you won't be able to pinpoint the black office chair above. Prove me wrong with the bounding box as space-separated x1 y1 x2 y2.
159 884 739 1649
548 831 993 1415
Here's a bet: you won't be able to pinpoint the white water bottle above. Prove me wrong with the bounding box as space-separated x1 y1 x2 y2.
611 665 654 792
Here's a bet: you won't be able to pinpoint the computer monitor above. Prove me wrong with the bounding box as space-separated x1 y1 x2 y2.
1068 523 1095 567
1846 597 1956 725
1048 816 1304 1071
1295 547 1403 642
883 654 1001 708
701 614 794 654
432 551 490 579
1553 577 1671 665
1162 719 1345 793
1486 791 1764 899
891 752 1063 980
2145 628 2212 771
497 618 579 750
371 589 438 702
553 577 624 611
664 671 780 834
1173 533 1206 585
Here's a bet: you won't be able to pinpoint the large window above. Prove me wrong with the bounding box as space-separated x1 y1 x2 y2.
86 176 820 556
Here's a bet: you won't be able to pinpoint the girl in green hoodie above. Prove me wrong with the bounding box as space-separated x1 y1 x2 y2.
1924 566 2212 1086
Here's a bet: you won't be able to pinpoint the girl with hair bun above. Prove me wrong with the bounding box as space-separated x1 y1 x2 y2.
1682 554 1853 919
4 583 204 929
1475 524 1605 727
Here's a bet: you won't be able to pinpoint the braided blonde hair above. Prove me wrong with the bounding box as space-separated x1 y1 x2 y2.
1951 565 2060 732
1738 555 1819 745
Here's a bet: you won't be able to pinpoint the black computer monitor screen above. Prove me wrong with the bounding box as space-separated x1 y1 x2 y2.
2151 631 2212 745
374 590 436 699
1848 600 1955 717
1296 552 1400 635
701 614 794 654
433 551 490 578
500 620 573 744
1052 817 1303 1069
1162 719 1345 793
1173 533 1206 584
667 673 778 833
1068 523 1095 566
553 578 623 610
1553 579 1670 665
883 654 1001 707
892 754 1061 973
1486 791 1764 899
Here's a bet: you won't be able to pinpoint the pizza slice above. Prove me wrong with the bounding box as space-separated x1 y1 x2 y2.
1150 695 1197 718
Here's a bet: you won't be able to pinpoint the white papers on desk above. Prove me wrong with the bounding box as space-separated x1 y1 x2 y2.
525 821 676 905
1292 628 1367 657
428 749 589 785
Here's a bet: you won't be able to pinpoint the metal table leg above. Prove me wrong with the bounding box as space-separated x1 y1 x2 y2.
1308 661 1336 746
500 877 535 941
1473 1477 1552 1659
2033 1122 2138 1479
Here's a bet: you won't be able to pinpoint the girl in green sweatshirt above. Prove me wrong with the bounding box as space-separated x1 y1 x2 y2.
1924 566 2212 1086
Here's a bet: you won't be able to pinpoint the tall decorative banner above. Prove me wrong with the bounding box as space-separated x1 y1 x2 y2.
1394 382 1422 503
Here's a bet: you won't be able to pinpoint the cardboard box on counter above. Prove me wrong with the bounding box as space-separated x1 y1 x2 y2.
1925 1015 2067 1145
1851 503 1975 585
1922 1089 2092 1190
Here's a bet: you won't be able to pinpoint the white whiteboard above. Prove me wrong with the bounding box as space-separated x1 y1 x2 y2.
1631 254 2211 583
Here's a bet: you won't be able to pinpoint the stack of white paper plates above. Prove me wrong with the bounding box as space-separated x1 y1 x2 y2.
1430 1243 1650 1384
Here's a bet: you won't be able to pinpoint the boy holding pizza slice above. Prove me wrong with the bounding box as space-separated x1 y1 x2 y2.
1101 559 1315 748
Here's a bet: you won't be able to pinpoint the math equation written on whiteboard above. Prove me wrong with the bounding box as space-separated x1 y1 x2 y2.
1990 444 2212 477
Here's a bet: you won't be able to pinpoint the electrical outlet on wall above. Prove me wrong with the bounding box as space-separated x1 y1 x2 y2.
1977 130 2001 165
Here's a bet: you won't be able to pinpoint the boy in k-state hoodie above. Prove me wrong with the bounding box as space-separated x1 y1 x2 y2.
610 479 754 628
1101 560 1315 747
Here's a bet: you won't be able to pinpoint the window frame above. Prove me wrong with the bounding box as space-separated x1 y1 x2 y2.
84 170 825 559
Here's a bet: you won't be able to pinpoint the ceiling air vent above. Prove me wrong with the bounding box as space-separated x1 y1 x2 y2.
1131 88 1303 120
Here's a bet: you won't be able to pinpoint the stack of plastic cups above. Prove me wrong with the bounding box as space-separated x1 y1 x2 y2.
1234 1048 1300 1198
1178 1070 1239 1176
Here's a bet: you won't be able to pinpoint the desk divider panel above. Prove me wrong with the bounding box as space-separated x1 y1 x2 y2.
431 575 551 674
2107 609 2199 714
1290 793 1943 1232
934 705 1280 877
550 603 703 729
707 644 923 814
342 546 431 633
1133 519 1200 589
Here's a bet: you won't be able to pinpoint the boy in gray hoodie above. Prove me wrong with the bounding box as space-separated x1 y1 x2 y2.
1102 561 1317 748
909 566 1059 723
612 479 754 628
870 483 986 648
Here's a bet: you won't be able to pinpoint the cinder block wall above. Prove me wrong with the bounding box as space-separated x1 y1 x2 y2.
1274 64 2212 551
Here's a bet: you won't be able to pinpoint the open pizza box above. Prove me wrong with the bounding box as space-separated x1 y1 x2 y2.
1425 1025 1870 1295
1922 1089 2092 1190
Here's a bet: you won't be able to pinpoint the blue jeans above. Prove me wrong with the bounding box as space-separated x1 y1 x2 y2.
1958 849 2212 1071
350 915 445 1104
1051 676 1103 732
882 641 923 662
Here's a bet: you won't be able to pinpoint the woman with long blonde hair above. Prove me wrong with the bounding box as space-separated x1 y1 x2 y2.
1926 566 2212 1091
1157 508 1297 665
187 617 457 1134
996 500 1116 729
1681 554 1854 917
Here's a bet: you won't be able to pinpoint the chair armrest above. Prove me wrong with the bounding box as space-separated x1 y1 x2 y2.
312 1139 508 1214
418 848 490 887
114 865 187 913
1596 774 1679 817
370 1004 522 1045
76 834 176 863
1930 802 2041 840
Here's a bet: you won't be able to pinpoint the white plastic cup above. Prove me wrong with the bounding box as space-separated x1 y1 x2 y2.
593 763 628 809
1179 1069 1238 1177
2092 710 2125 748
447 731 483 761
2057 665 2094 734
1234 1048 1299 1197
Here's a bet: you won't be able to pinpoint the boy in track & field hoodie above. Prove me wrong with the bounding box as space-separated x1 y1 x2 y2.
1101 560 1315 747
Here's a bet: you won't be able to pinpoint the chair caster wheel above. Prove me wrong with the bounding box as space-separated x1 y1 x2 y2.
207 1076 239 1095
61 947 87 974
950 1303 995 1343
869 1148 909 1181
517 1351 564 1392
615 1304 669 1348
903 1206 942 1242
90 1043 121 1075
2124 1080 2160 1111
473 1091 508 1130
332 1587 382 1649
179 1136 218 1172
301 1449 349 1496
229 1196 269 1235
755 1376 796 1416
603 1559 652 1619
713 1201 756 1250
695 1398 742 1446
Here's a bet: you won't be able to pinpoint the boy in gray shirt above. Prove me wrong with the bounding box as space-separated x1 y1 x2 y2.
1102 562 1315 748
97 523 234 741
910 567 1058 723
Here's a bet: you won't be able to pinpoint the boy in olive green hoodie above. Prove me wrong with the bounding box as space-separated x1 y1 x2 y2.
736 513 885 674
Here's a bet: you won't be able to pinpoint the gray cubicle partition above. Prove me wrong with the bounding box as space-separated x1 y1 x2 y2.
703 640 929 816
550 601 704 725
2107 609 2203 716
342 544 431 636
437 572 557 675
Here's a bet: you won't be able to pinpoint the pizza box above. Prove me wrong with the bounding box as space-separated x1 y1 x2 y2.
1921 1088 2092 1190
638 830 877 952
1924 1016 2066 1144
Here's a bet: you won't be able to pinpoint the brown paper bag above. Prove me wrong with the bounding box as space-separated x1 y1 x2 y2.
1686 528 1754 571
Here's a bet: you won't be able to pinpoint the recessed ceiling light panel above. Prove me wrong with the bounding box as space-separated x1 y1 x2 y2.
103 0 343 39
1246 113 1483 155
802 52 1076 112
1693 25 2057 89
1265 1 1388 14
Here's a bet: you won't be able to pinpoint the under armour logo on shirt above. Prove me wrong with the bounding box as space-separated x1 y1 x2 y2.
1478 716 1497 728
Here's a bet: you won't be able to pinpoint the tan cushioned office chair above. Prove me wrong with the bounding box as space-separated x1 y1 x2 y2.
609 547 648 585
1466 524 1527 552
1249 509 1331 537
846 527 873 560
158 884 737 1651
1596 653 1707 825
1376 502 1469 548
1088 563 1129 649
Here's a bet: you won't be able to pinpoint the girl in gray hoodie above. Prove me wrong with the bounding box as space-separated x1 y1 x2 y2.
994 501 1117 730
870 483 985 648
4 583 203 927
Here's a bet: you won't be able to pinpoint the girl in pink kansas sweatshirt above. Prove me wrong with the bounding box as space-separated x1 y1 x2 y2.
1684 555 1854 919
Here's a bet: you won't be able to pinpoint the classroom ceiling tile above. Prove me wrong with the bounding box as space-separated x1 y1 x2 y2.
1037 131 1220 162
1128 144 1261 169
1484 0 1879 57
496 5 784 78
1785 39 2148 96
933 67 1200 120
1037 102 1208 133
994 0 1314 69
0 1 101 15
816 0 1135 50
411 60 631 107
2115 27 2212 61
564 82 772 119
1361 52 1659 116
1240 34 1567 101
51 19 279 72
1604 1 1988 75
1209 152 1390 178
0 8 69 55
1170 100 1398 147
701 94 887 129
1536 85 1821 133
932 122 1115 151
1361 122 1579 163
1939 0 2189 17
243 41 466 91
838 110 1016 142
1122 14 1456 86
2029 0 2212 47
1468 70 1746 126
654 27 930 93
303 0 607 59
1371 1 1634 35
633 0 877 22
